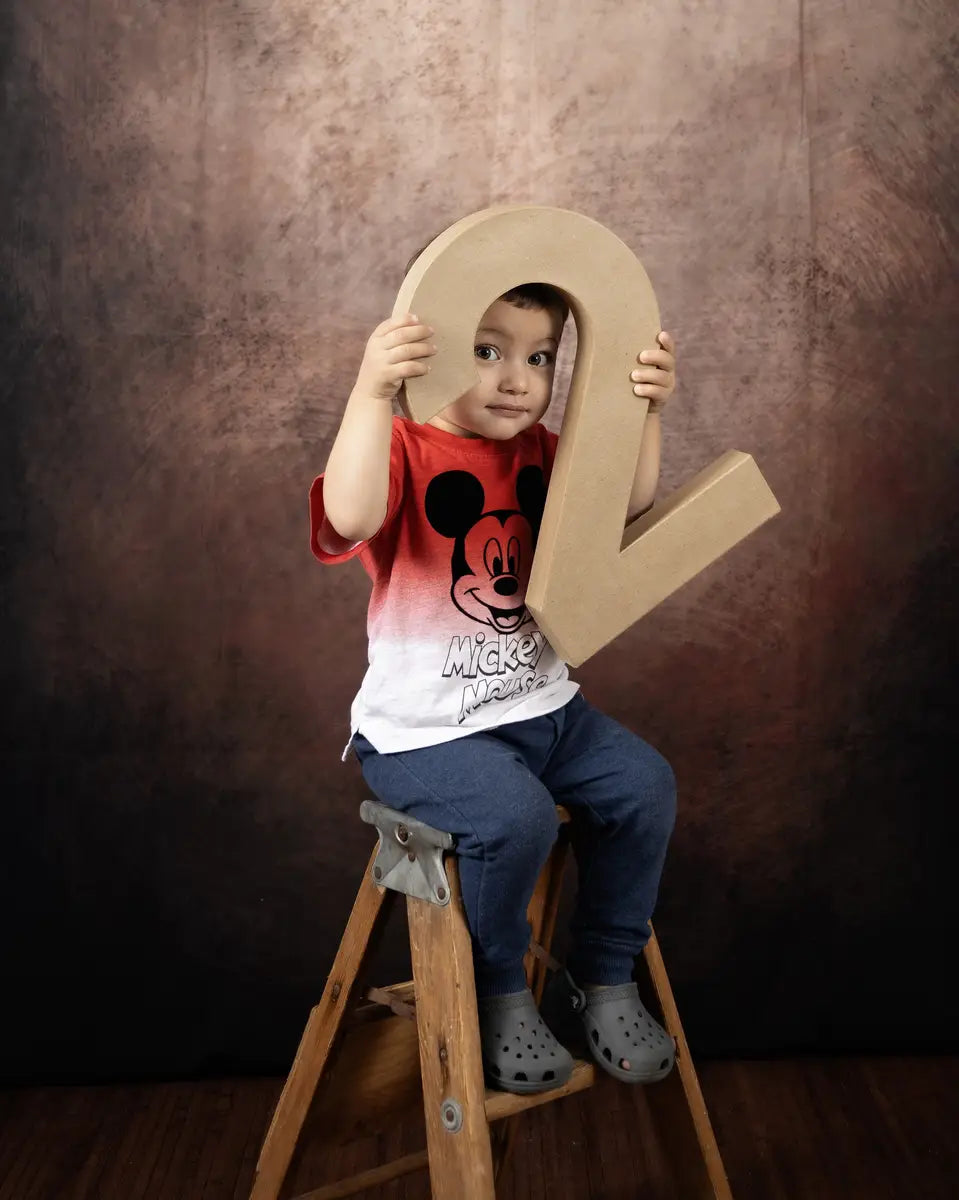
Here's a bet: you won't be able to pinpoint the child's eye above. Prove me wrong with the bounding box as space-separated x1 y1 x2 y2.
528 350 554 367
474 344 500 362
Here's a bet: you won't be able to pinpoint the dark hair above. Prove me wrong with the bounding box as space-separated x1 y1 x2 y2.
499 283 569 332
404 239 569 332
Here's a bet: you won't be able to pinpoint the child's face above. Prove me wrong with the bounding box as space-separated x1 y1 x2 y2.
428 298 562 440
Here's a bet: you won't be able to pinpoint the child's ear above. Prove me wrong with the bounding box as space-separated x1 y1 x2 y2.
425 470 485 538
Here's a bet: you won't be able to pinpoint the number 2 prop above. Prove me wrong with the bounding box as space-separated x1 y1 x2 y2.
394 206 781 667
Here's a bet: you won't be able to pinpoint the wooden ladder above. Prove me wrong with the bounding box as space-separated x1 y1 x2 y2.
250 803 732 1199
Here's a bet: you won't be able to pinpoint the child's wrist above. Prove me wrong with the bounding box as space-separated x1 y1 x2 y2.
350 384 398 407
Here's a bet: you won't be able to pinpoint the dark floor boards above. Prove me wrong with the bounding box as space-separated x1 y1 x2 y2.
1 1056 957 1199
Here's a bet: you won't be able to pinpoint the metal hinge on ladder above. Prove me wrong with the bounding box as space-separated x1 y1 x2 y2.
359 800 454 907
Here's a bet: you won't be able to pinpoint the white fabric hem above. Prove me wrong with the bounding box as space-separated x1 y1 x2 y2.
352 680 580 755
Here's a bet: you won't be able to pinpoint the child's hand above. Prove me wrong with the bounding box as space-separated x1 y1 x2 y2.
355 313 436 402
630 331 676 415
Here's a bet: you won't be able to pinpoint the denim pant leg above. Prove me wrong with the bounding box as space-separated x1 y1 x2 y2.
353 732 560 998
541 695 677 986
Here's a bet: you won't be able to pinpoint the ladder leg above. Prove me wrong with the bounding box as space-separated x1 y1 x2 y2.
250 850 391 1200
525 828 570 1003
407 856 496 1200
641 926 734 1200
495 832 570 1183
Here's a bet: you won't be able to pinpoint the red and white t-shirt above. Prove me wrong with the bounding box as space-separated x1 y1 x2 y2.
310 417 579 753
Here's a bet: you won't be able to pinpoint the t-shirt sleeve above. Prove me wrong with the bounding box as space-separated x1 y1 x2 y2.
309 423 406 564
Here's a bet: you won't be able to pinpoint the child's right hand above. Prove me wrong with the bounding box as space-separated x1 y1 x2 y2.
354 313 436 402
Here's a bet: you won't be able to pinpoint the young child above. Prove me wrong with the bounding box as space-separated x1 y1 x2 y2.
310 276 679 1095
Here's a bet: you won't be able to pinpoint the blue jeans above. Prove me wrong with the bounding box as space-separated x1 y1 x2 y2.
353 693 676 998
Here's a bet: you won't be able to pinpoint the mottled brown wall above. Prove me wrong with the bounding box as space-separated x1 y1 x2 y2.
2 0 956 1082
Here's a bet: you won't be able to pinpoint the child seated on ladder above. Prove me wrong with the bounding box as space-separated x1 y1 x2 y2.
309 261 679 1095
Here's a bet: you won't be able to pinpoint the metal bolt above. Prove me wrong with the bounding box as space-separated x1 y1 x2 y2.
373 865 383 881
396 824 410 844
331 983 341 1001
407 851 416 862
440 1098 463 1133
436 886 447 901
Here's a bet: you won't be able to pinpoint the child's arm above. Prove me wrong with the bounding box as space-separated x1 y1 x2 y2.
627 412 662 519
626 331 676 520
322 314 435 542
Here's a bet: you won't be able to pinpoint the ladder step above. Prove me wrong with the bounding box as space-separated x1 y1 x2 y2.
290 1149 430 1200
292 1063 597 1200
485 1059 596 1122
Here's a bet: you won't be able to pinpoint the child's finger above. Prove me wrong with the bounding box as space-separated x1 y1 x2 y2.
372 315 411 336
636 348 674 370
373 313 427 337
381 323 434 350
384 316 430 338
397 359 431 378
387 340 437 364
657 330 675 352
634 382 670 399
631 367 668 384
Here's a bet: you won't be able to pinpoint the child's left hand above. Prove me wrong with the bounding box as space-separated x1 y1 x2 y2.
630 331 676 415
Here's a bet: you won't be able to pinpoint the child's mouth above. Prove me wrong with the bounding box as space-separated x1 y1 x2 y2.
487 405 527 417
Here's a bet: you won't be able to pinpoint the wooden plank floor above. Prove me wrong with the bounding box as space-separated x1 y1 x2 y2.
1 1057 957 1199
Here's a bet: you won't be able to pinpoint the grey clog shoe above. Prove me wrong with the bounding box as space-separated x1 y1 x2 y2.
478 988 575 1094
541 969 675 1084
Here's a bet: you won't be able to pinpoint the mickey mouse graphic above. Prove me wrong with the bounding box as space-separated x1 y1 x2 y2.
425 465 548 634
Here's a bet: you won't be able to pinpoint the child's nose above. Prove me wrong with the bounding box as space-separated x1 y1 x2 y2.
498 363 529 394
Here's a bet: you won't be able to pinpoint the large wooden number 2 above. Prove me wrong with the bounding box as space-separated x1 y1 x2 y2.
394 206 781 667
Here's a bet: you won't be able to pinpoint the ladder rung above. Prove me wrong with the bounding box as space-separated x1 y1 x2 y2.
291 1062 596 1200
290 1148 429 1200
484 1058 596 1122
348 980 416 1026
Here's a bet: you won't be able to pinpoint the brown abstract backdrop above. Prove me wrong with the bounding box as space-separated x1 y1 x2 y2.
2 0 956 1083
